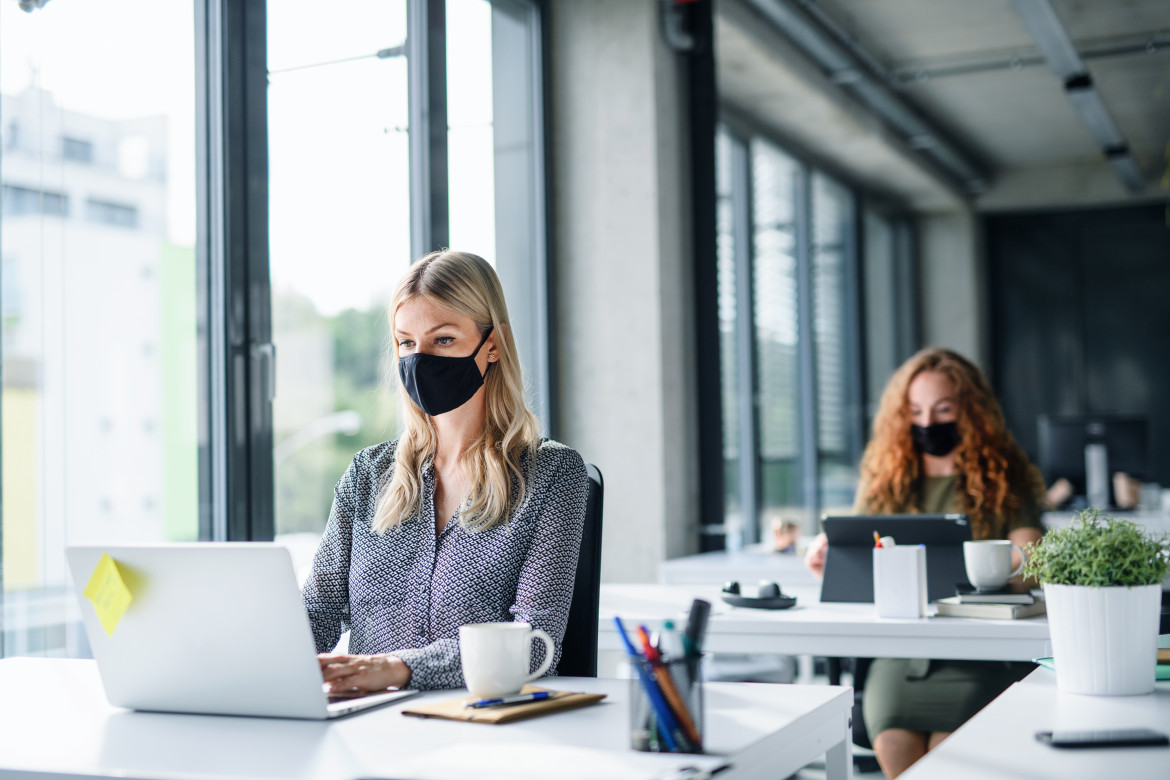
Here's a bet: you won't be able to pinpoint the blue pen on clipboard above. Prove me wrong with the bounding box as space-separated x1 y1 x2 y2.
467 690 553 708
614 616 683 752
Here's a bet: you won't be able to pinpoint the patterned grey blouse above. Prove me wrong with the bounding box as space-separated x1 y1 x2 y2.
302 438 588 690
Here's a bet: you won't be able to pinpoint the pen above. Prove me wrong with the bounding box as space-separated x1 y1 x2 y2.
682 599 710 656
660 619 685 661
467 691 552 709
873 530 883 548
637 624 701 749
614 617 681 752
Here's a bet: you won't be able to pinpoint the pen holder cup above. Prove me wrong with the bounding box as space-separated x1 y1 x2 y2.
629 656 704 754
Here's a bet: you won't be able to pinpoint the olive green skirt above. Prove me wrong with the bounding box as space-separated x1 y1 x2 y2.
863 658 1034 736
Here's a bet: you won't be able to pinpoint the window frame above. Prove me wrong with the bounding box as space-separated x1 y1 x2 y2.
196 0 274 542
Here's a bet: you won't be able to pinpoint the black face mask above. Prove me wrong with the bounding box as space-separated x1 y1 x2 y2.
911 421 960 457
398 327 493 416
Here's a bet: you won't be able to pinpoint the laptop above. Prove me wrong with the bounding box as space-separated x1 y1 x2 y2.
65 543 418 719
819 514 973 603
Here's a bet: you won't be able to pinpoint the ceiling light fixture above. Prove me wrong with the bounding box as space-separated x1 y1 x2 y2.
1010 0 1084 78
1064 75 1126 150
1106 149 1146 192
1010 0 1145 193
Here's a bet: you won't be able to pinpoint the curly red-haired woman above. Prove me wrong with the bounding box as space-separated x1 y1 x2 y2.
804 347 1044 778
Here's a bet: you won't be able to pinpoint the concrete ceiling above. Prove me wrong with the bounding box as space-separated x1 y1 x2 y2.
716 0 1170 212
716 0 965 212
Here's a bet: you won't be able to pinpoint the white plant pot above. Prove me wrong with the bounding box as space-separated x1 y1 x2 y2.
1043 582 1162 695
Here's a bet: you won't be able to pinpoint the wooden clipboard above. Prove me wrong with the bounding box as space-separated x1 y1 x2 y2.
401 685 606 724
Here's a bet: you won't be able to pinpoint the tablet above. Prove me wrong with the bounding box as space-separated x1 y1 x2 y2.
820 514 972 603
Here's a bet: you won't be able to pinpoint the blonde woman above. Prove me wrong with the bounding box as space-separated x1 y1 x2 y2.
303 250 589 692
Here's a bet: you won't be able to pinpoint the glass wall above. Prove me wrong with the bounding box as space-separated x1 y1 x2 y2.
863 205 917 428
1 0 199 656
1 0 551 655
810 173 859 513
863 209 898 418
750 139 802 536
447 0 496 259
714 128 743 537
267 0 549 577
448 0 550 426
712 121 911 542
267 1 411 575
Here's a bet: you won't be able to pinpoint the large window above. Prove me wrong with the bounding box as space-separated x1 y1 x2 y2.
1 0 199 656
810 173 861 512
266 0 549 575
2 0 550 656
751 139 803 535
447 0 550 426
862 205 917 427
714 128 745 545
713 121 909 543
266 1 411 568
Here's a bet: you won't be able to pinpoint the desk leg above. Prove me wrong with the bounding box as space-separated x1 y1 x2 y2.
797 654 815 684
824 710 854 780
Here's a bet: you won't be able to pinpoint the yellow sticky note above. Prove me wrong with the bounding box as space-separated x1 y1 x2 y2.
82 554 133 637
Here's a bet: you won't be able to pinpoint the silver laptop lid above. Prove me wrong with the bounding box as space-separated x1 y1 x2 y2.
66 543 335 719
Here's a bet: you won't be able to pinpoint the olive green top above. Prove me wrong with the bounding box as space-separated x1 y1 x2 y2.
919 475 960 515
857 473 1043 540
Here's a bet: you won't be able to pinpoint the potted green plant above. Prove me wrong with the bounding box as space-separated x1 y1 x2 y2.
1024 508 1170 695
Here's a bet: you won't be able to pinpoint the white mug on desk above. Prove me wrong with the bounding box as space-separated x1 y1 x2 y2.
963 540 1027 590
459 622 555 699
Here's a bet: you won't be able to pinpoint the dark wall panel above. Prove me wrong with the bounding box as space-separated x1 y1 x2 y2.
987 204 1170 486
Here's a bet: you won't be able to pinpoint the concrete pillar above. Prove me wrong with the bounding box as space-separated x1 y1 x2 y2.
548 0 699 582
918 208 989 369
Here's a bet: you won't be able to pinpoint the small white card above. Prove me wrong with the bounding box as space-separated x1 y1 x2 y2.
873 545 927 618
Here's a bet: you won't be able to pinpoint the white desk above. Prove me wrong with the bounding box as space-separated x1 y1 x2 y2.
0 658 855 780
659 544 821 590
900 668 1170 779
600 584 1052 661
1043 510 1170 532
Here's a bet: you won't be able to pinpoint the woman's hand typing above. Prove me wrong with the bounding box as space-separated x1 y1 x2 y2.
318 652 412 693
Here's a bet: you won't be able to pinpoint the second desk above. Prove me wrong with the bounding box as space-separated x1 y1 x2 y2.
599 583 1052 662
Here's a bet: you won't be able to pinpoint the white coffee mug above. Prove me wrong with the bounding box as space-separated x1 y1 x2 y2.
459 622 555 698
963 540 1027 590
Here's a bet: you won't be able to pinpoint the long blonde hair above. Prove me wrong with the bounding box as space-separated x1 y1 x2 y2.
372 250 541 533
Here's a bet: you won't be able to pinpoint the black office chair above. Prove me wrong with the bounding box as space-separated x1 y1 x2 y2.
556 463 604 678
